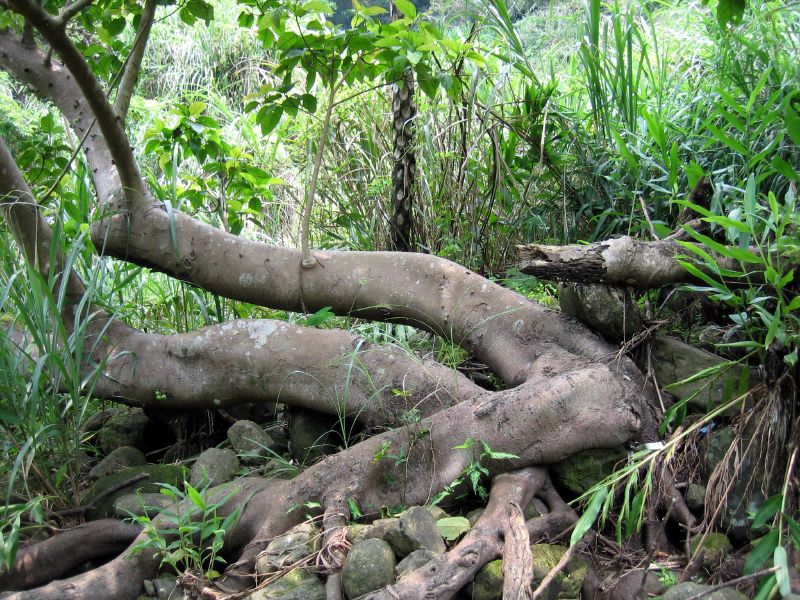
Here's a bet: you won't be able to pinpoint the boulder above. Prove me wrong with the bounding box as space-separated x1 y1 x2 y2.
83 464 186 519
247 569 325 600
470 559 503 600
531 544 588 600
255 522 321 575
659 582 748 600
342 538 396 599
113 492 176 518
95 409 149 456
686 484 706 512
559 283 643 343
228 420 277 465
395 549 437 579
153 574 181 600
552 447 627 495
648 336 752 412
383 506 446 557
690 533 732 568
88 446 147 481
189 448 240 487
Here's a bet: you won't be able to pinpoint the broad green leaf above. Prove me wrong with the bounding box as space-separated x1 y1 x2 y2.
436 516 471 541
744 528 779 575
571 487 607 546
784 93 800 146
393 0 417 19
185 483 206 511
752 494 782 529
716 0 746 26
774 546 790 596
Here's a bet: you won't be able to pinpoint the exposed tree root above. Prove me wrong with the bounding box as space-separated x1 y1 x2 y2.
0 520 141 591
364 467 546 600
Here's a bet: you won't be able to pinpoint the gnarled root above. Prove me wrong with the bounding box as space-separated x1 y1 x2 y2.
0 520 141 591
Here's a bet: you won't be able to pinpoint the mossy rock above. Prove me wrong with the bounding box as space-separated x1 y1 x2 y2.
247 569 325 600
84 464 187 519
551 447 627 495
470 559 503 600
690 532 732 568
531 543 587 600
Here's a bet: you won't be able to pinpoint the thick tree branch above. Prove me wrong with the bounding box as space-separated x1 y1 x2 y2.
515 236 770 288
113 0 156 121
6 0 147 207
92 208 649 389
91 318 483 428
56 0 94 25
0 29 119 203
0 135 85 298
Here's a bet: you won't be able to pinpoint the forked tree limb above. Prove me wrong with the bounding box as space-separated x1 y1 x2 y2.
6 0 147 206
0 30 119 203
113 0 157 121
515 237 767 288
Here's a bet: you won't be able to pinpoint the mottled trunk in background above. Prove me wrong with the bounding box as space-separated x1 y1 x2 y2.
389 58 416 251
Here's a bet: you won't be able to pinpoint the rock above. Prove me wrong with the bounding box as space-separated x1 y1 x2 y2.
469 544 588 600
261 458 298 480
559 283 643 343
599 567 666 600
88 446 147 480
466 508 484 526
255 522 321 575
189 448 240 487
345 524 369 544
425 505 449 521
95 409 150 455
395 549 437 578
552 447 628 495
341 538 396 599
699 425 778 541
84 464 186 519
470 559 503 600
383 506 446 557
288 408 338 464
690 533 732 568
83 408 123 435
143 579 156 596
648 336 752 412
247 569 325 600
153 574 181 600
354 518 400 545
660 582 748 600
531 544 588 600
113 492 176 518
686 484 706 512
228 420 276 465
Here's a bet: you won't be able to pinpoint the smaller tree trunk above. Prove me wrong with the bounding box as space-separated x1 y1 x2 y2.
515 236 768 288
390 69 416 252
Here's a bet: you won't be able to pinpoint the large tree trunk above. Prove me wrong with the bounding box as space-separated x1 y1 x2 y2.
0 8 661 599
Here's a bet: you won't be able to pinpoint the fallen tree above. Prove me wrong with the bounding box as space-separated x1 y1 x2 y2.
0 2 662 598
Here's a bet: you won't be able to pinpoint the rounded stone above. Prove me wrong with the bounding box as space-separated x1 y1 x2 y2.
228 420 276 465
342 538 396 599
88 446 147 480
189 448 240 487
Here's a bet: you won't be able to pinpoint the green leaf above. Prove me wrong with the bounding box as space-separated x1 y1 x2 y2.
185 483 206 511
186 0 214 22
393 0 416 19
436 516 471 541
774 546 791 596
752 494 782 529
744 528 779 575
784 93 800 146
571 487 607 546
716 0 745 26
305 306 334 327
